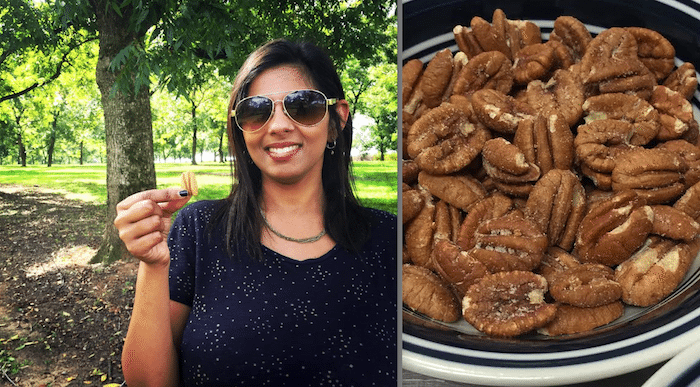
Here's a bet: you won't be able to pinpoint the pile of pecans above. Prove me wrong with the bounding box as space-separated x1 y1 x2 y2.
402 9 700 337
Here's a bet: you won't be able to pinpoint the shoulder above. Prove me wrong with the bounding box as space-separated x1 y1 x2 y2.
364 208 397 234
175 199 226 223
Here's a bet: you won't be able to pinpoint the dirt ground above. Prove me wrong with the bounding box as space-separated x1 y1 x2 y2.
0 185 138 387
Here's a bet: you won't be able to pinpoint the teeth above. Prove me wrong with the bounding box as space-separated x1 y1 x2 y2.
268 145 299 154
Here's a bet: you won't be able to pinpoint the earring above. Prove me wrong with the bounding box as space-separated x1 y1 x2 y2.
326 140 337 155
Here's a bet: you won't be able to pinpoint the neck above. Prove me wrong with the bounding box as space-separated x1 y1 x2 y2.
261 174 325 215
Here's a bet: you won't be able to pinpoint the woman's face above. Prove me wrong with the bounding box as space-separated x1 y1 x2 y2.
242 65 348 186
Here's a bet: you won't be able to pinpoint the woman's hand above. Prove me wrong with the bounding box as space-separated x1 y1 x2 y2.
114 188 191 266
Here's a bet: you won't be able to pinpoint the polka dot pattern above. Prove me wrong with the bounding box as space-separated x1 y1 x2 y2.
168 200 397 386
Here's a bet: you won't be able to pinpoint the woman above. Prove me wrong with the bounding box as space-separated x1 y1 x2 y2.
114 39 397 386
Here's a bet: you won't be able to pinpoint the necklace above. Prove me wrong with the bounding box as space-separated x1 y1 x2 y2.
260 210 326 244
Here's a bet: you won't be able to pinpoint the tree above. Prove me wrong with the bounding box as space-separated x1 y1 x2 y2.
9 0 396 263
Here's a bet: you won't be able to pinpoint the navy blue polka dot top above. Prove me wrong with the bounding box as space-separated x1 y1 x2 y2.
168 200 398 386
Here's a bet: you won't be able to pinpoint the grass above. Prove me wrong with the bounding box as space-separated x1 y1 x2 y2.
0 161 397 214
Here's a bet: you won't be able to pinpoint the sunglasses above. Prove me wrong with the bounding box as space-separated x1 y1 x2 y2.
232 89 337 132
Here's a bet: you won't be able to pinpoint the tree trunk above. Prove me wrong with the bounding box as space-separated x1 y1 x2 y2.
79 140 84 165
47 113 58 167
191 102 197 165
91 1 157 264
17 132 26 167
218 128 225 163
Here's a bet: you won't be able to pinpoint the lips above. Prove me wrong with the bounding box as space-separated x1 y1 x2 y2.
265 143 301 159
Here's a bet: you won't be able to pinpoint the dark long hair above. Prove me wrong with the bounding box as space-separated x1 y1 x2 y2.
214 39 372 261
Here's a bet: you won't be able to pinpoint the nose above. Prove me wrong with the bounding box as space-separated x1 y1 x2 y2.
267 100 294 133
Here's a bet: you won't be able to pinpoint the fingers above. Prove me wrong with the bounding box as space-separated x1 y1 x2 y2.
117 188 190 212
114 188 191 263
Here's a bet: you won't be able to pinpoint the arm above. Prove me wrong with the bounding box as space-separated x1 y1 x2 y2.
114 188 191 386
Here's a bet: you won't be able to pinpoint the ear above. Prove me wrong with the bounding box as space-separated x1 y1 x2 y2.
329 99 350 142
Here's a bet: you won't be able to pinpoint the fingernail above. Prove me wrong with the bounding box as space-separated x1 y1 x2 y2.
179 190 189 197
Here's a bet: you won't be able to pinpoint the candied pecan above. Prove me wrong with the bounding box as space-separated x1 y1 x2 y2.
403 159 420 185
418 171 487 211
674 181 700 220
611 147 687 204
402 184 424 224
482 137 541 197
615 237 694 307
575 190 654 266
470 212 548 273
403 264 461 322
471 89 535 134
663 62 698 100
580 28 655 99
407 102 489 174
433 200 462 243
650 205 700 242
525 169 587 250
453 24 484 59
582 93 660 146
471 15 511 59
504 15 542 58
453 51 514 97
402 59 423 106
575 119 635 188
626 27 675 82
513 43 554 84
548 16 592 62
546 39 576 70
420 48 455 108
538 302 624 336
658 139 700 188
526 69 584 127
431 239 489 298
457 193 513 251
404 188 435 269
537 247 581 285
650 85 699 142
514 114 574 175
549 264 622 307
462 271 557 337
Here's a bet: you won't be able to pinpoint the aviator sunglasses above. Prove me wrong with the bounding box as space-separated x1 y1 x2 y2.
232 89 337 132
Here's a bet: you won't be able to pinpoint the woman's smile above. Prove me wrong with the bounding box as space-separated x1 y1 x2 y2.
265 142 302 160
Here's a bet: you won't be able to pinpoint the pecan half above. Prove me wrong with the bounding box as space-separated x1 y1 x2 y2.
549 264 622 307
402 184 424 224
538 302 624 336
526 69 584 127
575 190 654 266
418 171 486 211
457 193 513 251
611 147 687 204
650 205 700 242
582 93 660 146
525 169 587 250
431 239 489 298
482 137 541 197
471 89 535 134
462 271 557 337
407 102 489 174
453 51 514 97
404 187 435 269
514 114 574 175
650 85 699 142
403 264 461 322
615 238 694 306
470 212 548 273
626 27 675 82
513 43 555 84
663 62 698 100
548 16 592 62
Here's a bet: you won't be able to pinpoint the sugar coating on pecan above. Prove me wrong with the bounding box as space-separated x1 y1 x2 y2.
457 194 514 251
615 238 694 307
470 212 548 273
538 302 624 336
432 239 489 298
575 190 654 266
403 264 461 322
549 264 622 307
462 271 557 337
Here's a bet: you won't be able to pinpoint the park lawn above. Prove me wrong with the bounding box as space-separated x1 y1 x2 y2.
0 161 397 214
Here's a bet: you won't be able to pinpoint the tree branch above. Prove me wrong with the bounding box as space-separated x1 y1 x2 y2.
0 37 97 104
